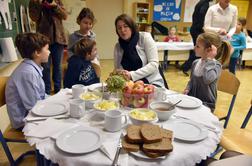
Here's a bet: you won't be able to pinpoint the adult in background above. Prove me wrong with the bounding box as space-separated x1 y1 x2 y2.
182 0 213 76
114 14 166 88
204 0 238 39
29 0 68 94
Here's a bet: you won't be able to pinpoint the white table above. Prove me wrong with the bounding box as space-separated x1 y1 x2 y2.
155 42 194 70
242 42 252 62
23 88 223 166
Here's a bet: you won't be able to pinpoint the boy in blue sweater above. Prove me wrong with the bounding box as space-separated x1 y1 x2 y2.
64 37 100 88
229 17 247 74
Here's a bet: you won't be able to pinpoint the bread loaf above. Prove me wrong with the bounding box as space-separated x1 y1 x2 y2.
140 124 162 143
142 138 173 153
126 125 142 143
122 136 140 152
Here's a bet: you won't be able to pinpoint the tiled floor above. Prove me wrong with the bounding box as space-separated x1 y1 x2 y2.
0 60 251 165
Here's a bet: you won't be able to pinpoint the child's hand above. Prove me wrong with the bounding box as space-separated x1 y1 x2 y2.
183 89 189 95
206 45 217 59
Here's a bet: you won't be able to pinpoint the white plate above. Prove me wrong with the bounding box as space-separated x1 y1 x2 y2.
88 83 107 92
163 119 208 142
130 150 167 160
56 126 102 154
32 102 67 117
168 95 202 109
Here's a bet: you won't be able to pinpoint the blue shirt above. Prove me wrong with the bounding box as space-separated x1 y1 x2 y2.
5 59 45 129
231 32 246 58
63 55 100 88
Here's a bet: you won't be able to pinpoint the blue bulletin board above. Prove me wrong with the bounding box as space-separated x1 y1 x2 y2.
153 0 182 22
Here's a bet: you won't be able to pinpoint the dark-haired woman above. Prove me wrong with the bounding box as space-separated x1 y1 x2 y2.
113 14 166 88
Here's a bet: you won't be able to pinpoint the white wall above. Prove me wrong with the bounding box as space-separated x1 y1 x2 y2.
62 0 86 35
86 0 123 59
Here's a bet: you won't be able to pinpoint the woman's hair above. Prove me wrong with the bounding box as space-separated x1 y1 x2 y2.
197 31 231 66
114 14 138 36
74 37 96 58
76 8 96 25
15 32 50 59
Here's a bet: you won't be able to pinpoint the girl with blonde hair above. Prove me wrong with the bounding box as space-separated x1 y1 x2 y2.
184 31 231 111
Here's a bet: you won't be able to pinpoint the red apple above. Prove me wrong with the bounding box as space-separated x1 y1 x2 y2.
134 80 144 87
132 84 144 94
133 96 146 108
123 85 133 94
144 84 155 94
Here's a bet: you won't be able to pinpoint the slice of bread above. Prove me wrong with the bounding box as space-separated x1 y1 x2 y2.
126 125 142 143
161 128 173 140
122 136 140 152
143 138 173 153
142 148 168 158
140 124 162 143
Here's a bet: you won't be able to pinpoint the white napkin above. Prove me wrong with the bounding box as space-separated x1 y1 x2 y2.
102 140 128 166
25 118 79 139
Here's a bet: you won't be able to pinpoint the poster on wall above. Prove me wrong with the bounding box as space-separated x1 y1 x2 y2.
153 0 182 22
183 0 199 22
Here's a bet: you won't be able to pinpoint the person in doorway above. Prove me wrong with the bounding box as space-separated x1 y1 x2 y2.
5 33 50 129
29 0 68 95
181 0 213 76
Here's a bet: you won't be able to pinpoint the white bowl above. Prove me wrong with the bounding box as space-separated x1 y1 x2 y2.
129 108 158 125
93 100 120 117
149 101 176 121
93 100 120 112
79 91 102 109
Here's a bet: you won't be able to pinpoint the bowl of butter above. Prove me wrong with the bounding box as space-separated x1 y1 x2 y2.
79 91 102 109
129 108 158 125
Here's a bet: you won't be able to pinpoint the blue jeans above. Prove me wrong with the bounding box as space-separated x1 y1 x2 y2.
229 57 238 74
42 43 64 94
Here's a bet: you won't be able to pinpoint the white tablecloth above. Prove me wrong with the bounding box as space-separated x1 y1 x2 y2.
156 42 194 51
23 88 223 166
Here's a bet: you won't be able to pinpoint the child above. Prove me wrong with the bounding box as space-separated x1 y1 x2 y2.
5 33 50 129
229 17 247 74
68 8 99 61
164 26 180 42
184 31 231 111
64 37 100 88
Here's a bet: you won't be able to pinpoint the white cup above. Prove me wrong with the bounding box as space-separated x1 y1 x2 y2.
72 84 86 99
69 99 85 118
104 110 127 132
154 87 168 101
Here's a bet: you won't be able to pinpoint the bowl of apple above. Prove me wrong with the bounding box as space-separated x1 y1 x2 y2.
121 80 155 108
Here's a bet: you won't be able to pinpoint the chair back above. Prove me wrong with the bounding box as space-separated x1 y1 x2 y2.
217 70 240 128
0 76 9 107
217 70 240 95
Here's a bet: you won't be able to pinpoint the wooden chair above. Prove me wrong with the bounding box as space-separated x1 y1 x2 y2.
216 70 240 128
0 76 35 165
220 99 252 155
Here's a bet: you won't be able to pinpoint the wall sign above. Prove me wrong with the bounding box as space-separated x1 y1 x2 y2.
153 0 181 22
